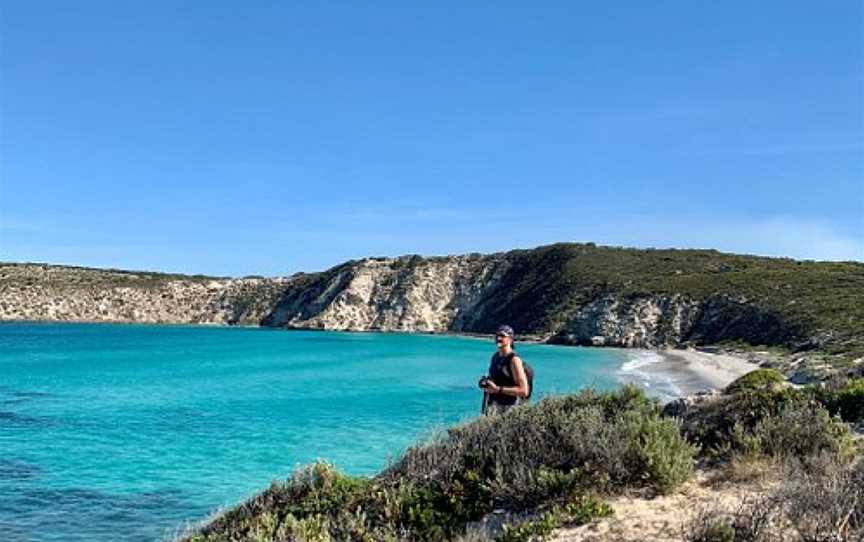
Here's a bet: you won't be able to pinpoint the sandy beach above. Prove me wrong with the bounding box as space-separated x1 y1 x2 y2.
663 348 763 392
618 347 762 398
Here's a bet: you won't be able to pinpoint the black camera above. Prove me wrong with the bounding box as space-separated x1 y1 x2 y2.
478 376 492 389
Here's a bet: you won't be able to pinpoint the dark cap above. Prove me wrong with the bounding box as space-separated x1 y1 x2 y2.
496 325 515 337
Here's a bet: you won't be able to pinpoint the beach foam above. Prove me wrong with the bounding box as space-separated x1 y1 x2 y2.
617 351 684 401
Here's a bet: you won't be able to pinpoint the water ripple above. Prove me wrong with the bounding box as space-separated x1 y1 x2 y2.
0 411 54 428
3 486 198 542
0 459 42 480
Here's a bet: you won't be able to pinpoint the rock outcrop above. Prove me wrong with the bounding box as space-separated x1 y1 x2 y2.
547 293 803 349
261 254 513 332
0 264 291 325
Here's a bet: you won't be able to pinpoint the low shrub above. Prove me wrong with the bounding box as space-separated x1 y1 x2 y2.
387 385 695 505
684 514 736 542
186 386 695 541
190 463 405 542
398 465 494 540
678 388 853 462
684 455 864 542
715 453 781 485
684 496 778 542
816 377 864 424
724 369 786 395
744 402 854 459
495 496 613 542
779 454 864 542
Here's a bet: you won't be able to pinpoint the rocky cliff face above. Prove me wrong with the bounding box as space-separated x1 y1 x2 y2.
0 264 291 325
549 294 703 347
547 293 803 348
261 255 514 333
0 247 824 352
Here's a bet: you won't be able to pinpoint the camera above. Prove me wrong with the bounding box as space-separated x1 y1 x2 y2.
478 376 492 389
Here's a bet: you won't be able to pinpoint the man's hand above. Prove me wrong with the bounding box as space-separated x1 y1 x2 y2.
484 381 501 393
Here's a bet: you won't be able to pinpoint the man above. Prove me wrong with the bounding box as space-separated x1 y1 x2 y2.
480 324 530 414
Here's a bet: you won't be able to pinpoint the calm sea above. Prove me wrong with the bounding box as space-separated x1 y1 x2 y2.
0 322 635 542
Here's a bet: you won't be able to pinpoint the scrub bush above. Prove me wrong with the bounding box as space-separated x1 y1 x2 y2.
684 515 737 542
495 496 612 542
817 377 864 424
184 386 694 542
678 387 853 462
724 369 786 395
779 455 864 542
387 385 694 503
683 455 864 542
684 496 778 542
747 403 854 459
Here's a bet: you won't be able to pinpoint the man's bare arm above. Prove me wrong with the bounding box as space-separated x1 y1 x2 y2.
498 355 529 398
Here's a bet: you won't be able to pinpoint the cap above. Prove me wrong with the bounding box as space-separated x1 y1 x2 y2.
496 325 515 337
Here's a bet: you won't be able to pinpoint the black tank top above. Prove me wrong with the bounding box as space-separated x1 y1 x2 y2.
488 352 518 407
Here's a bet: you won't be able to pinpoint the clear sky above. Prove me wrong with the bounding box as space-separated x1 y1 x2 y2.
1 1 862 276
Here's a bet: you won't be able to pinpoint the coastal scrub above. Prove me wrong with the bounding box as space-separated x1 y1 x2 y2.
183 386 695 541
723 369 786 395
677 386 854 462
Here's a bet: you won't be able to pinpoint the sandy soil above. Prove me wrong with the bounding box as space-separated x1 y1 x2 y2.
550 469 772 542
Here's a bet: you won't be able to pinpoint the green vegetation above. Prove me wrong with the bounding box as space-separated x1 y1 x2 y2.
679 368 862 466
816 377 864 425
183 376 863 541
387 385 695 501
183 386 694 541
724 369 787 394
475 244 864 362
495 497 612 542
0 262 224 290
686 517 737 542
679 387 854 462
679 372 862 541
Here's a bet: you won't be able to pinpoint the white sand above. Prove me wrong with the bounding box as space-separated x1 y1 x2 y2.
660 349 759 393
636 348 762 396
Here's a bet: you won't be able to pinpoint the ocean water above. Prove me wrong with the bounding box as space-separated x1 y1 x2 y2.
0 322 635 542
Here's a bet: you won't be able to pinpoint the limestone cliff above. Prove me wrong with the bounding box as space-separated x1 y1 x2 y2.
0 264 291 325
261 254 513 333
2 244 861 359
547 293 802 348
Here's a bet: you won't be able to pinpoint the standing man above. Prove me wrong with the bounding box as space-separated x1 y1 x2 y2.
480 325 530 414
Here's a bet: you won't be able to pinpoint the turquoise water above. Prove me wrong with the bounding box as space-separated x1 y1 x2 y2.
0 322 630 542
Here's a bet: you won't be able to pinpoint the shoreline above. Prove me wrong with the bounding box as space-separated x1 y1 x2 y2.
621 347 762 398
3 319 763 397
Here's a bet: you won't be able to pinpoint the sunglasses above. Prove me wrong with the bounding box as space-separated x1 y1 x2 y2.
495 333 510 338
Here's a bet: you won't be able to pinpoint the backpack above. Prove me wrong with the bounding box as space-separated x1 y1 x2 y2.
522 359 535 399
501 352 534 400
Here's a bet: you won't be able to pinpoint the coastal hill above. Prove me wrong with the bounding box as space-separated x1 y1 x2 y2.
2 243 862 372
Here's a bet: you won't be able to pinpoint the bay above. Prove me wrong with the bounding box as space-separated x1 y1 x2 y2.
0 322 629 541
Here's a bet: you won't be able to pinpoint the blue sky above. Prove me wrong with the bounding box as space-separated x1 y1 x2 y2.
1 1 862 276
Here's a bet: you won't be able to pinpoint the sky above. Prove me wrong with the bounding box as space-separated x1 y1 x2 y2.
1 1 862 276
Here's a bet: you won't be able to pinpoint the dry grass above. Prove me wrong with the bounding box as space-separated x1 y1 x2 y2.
683 455 864 542
710 454 782 487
